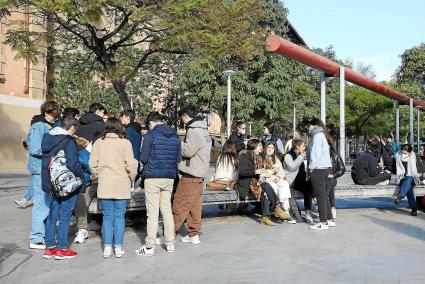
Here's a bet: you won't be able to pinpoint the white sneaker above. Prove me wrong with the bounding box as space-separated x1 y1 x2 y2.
114 247 124 258
103 246 112 258
15 199 29 208
180 235 201 245
155 237 164 245
327 220 336 227
74 229 89 244
135 245 154 256
331 207 337 219
309 223 329 230
29 242 46 250
87 221 101 231
304 213 314 223
166 245 175 253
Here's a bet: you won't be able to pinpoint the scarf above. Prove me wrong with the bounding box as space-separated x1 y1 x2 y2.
395 152 418 184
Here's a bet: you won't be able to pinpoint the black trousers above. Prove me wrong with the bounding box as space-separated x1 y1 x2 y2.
328 178 337 208
310 169 333 223
351 172 391 185
260 183 279 217
292 176 313 211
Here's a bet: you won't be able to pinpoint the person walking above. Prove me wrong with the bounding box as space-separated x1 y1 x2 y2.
41 116 85 260
307 118 333 230
27 101 61 249
135 112 181 256
89 118 138 258
173 107 211 245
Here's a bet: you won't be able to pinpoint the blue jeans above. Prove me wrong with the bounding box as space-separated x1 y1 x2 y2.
45 193 78 249
399 176 417 209
24 178 34 201
29 174 51 244
101 199 127 247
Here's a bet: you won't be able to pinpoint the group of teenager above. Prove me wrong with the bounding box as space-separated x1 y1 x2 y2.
17 100 421 260
224 118 345 229
17 101 212 259
351 134 425 216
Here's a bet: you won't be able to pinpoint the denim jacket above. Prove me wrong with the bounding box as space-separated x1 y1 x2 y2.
26 121 50 174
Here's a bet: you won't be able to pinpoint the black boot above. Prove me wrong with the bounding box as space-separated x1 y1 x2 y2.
411 209 418 216
394 196 403 205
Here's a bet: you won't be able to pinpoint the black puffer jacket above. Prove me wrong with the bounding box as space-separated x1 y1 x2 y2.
330 146 346 178
235 151 257 199
228 132 245 153
75 113 105 143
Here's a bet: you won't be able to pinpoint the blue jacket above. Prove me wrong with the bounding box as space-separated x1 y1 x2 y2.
78 148 91 192
41 127 85 194
26 121 50 174
125 122 142 160
140 124 181 179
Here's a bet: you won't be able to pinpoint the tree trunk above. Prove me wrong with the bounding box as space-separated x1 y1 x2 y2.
111 79 131 110
218 112 227 144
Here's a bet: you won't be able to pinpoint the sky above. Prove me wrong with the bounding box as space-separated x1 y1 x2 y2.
284 0 425 81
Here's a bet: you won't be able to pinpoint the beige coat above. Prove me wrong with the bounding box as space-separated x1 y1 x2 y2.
89 133 138 199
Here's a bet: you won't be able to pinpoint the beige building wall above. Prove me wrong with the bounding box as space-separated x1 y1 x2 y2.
0 12 47 170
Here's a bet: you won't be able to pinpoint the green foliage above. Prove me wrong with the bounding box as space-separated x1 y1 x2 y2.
396 43 425 100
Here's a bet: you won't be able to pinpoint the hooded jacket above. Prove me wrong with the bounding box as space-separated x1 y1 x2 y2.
140 124 181 179
125 122 142 160
307 127 332 170
41 127 85 194
178 118 212 178
75 113 105 143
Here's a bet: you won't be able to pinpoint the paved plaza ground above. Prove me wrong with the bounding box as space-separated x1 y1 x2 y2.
1 170 425 284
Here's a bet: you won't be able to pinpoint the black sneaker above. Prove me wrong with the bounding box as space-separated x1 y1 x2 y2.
411 209 418 216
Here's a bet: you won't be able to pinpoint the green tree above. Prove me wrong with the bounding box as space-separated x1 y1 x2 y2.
396 43 425 100
1 0 266 109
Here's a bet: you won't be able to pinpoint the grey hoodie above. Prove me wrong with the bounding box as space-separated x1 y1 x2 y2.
178 118 212 178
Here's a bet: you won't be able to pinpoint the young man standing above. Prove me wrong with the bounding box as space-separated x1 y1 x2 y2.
73 103 107 244
28 101 61 249
119 109 142 160
173 107 211 245
41 116 84 259
135 112 181 256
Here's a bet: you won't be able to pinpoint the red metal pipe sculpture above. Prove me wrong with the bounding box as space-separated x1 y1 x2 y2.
266 35 425 109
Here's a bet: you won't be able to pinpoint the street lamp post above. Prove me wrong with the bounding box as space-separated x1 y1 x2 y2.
223 70 236 138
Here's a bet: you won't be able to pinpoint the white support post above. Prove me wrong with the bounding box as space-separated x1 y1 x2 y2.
293 106 296 135
409 98 414 145
394 101 400 145
320 71 326 124
339 66 345 164
226 76 232 138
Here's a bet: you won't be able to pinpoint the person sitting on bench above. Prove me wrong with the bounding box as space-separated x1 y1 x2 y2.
283 139 314 223
351 139 391 185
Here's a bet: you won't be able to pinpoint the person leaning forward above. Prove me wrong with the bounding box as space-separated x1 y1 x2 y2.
173 106 212 245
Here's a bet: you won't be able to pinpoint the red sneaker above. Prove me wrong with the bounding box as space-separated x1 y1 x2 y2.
54 249 77 260
43 248 58 259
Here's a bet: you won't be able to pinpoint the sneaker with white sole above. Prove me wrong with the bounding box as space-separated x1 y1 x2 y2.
29 242 46 250
114 247 124 258
304 213 314 223
135 245 154 256
309 223 329 230
331 207 337 219
74 229 89 244
327 220 336 227
180 235 201 245
166 245 175 253
103 246 112 258
15 199 30 209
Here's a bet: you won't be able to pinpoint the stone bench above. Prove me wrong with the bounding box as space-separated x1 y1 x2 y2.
88 184 425 214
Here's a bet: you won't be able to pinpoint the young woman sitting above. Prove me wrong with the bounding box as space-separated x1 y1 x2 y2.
261 141 295 224
207 142 239 190
236 139 289 225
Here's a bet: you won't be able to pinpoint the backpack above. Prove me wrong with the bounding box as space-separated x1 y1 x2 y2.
48 138 82 197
